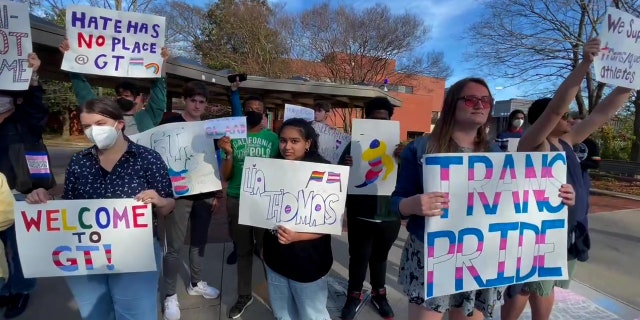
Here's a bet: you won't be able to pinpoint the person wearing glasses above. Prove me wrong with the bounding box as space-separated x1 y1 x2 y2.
390 77 575 320
502 38 633 320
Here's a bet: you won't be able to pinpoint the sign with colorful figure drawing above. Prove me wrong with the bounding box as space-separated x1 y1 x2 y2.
312 121 351 164
347 119 400 195
61 5 166 78
239 157 349 235
130 121 222 197
204 116 247 139
284 104 315 122
15 199 156 277
594 7 640 89
422 152 569 298
0 2 33 90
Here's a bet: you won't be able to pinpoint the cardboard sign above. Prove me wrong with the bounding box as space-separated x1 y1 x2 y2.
312 121 351 164
130 121 222 197
0 2 33 90
422 152 569 298
15 199 156 277
239 157 349 235
284 104 314 122
348 119 400 195
61 5 166 78
595 7 640 89
204 116 247 139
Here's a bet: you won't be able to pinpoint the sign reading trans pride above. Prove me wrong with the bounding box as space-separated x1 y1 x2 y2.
422 152 569 298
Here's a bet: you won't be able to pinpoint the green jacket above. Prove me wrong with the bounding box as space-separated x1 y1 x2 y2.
70 73 167 133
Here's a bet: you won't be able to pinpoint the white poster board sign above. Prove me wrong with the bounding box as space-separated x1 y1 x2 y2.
347 119 400 195
15 199 155 277
61 5 166 78
130 121 222 197
422 152 568 298
239 157 349 235
508 138 520 152
312 121 351 164
284 104 314 122
595 7 640 89
204 116 247 139
0 2 32 90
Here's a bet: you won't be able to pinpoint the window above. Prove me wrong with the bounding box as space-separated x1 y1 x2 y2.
407 131 424 140
431 111 440 125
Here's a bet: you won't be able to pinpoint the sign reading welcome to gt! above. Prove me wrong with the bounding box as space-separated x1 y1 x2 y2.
15 199 156 277
61 5 165 78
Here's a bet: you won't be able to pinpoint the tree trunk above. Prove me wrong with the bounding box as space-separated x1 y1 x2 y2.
630 92 640 162
62 111 70 138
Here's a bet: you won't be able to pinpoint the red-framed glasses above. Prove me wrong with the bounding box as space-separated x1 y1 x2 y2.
457 95 493 109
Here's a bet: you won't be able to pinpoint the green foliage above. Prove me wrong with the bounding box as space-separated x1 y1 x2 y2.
592 119 634 160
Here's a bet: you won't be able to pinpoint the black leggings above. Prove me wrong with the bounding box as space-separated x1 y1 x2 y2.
347 217 401 292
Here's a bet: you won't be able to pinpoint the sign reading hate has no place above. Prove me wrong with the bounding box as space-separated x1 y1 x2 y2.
61 5 166 78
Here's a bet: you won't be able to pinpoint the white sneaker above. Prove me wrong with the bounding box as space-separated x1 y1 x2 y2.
187 281 220 299
163 294 180 320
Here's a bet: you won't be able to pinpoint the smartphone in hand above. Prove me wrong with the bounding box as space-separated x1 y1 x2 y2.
227 73 247 83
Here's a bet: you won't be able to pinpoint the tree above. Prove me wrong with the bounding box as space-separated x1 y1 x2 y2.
280 2 452 84
195 0 291 77
148 0 206 60
463 0 617 115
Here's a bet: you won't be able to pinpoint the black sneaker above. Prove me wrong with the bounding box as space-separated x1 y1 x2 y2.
371 288 394 319
228 295 253 319
340 291 362 320
4 293 30 319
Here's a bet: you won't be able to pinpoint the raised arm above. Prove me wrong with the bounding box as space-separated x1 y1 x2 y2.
140 47 170 126
59 38 97 106
229 77 242 116
518 38 600 152
565 87 633 145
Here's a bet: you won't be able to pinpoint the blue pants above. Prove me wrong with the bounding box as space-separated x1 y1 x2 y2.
65 240 161 320
266 266 330 320
0 225 37 295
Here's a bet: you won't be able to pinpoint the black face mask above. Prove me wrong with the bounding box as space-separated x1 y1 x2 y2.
245 111 264 129
116 97 135 113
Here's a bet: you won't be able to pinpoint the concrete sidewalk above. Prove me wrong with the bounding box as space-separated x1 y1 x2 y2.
13 226 640 320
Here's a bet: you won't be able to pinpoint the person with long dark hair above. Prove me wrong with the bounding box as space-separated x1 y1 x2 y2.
263 118 333 319
390 78 575 320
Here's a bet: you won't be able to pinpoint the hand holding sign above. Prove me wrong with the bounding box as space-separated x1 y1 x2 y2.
583 38 601 63
27 53 41 72
399 192 449 217
25 188 52 204
559 184 575 206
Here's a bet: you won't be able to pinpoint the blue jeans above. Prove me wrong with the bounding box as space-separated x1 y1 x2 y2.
65 240 161 320
0 224 37 295
266 266 330 320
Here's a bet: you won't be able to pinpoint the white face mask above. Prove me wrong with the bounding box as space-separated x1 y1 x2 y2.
512 119 524 128
84 122 119 150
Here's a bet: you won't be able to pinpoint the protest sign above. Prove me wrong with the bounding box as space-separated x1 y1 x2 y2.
61 5 166 78
284 104 314 122
312 121 351 164
422 152 568 298
0 2 32 90
15 199 155 277
595 7 640 89
239 157 349 235
130 121 222 197
204 116 247 139
347 119 399 195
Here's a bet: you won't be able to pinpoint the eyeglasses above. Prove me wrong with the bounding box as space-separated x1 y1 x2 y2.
457 95 493 109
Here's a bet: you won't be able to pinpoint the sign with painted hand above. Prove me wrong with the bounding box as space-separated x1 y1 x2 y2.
239 157 349 235
61 5 166 78
422 152 569 298
15 199 156 277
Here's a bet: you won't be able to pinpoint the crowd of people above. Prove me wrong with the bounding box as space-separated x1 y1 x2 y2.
0 30 624 320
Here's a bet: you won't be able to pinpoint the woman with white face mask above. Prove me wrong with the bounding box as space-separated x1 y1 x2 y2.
25 98 175 320
497 109 526 139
